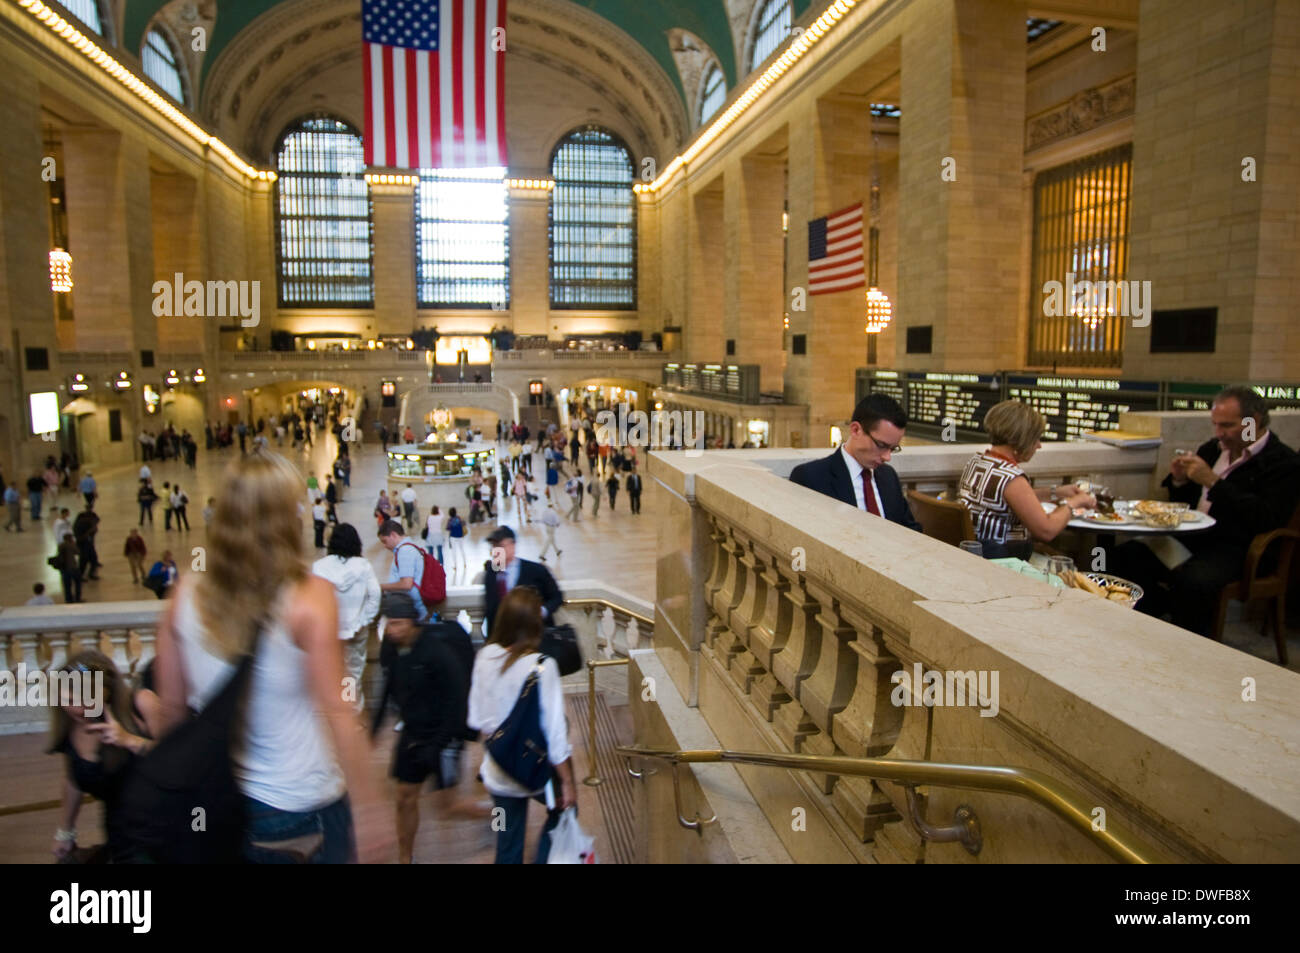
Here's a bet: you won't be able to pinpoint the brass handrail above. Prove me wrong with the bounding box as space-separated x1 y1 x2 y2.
583 659 630 786
618 745 1157 864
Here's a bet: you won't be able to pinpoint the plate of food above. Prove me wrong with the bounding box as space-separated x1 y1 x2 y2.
1063 571 1143 608
1079 510 1134 525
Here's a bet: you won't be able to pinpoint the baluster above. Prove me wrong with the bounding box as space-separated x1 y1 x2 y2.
599 607 616 656
749 559 792 670
104 630 132 674
624 617 640 652
456 609 473 634
46 632 72 673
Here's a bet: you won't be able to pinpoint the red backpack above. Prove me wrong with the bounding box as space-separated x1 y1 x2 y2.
399 542 446 606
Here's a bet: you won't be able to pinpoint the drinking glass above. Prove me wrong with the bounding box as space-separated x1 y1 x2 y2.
1045 555 1076 582
958 540 984 558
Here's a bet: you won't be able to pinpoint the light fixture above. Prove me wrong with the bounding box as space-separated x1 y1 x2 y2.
192 368 206 383
864 134 892 335
307 340 316 350
368 339 376 349
364 173 418 186
165 369 180 386
113 371 132 391
406 338 414 349
69 373 89 393
49 248 73 292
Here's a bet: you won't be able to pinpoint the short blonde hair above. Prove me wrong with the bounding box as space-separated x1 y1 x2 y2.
984 401 1046 459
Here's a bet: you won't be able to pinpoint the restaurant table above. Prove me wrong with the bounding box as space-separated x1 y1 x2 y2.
1041 501 1217 536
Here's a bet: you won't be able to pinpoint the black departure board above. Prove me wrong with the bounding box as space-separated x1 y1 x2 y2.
1005 375 1160 441
905 371 1002 438
1165 381 1223 413
865 370 907 409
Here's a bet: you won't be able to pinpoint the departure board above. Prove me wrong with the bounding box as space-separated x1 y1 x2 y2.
905 371 1002 438
865 370 907 410
1005 375 1160 441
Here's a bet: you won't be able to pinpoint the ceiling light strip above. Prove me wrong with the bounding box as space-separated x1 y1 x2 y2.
644 0 860 194
14 0 275 182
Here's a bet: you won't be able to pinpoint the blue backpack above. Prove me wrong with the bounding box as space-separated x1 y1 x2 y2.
485 659 552 791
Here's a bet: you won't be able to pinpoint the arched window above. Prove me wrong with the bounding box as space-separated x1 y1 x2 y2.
698 64 725 125
749 0 791 71
549 127 636 310
415 167 510 308
63 0 108 40
142 28 187 105
274 117 374 307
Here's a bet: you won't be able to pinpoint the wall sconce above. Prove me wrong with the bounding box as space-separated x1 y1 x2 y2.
69 373 89 393
112 371 132 391
165 369 180 386
192 368 206 383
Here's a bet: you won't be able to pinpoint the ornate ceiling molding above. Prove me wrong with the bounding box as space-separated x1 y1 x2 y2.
1025 74 1135 152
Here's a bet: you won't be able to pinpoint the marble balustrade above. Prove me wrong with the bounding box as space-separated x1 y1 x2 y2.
639 448 1300 863
0 582 652 735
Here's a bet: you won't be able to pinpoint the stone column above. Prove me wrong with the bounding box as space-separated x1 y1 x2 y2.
897 0 1026 372
725 154 786 393
686 183 725 362
371 182 417 336
508 185 549 337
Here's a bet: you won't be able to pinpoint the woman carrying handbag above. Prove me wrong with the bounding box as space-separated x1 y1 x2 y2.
468 587 576 864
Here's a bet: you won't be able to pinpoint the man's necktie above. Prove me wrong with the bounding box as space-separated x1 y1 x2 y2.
862 471 881 516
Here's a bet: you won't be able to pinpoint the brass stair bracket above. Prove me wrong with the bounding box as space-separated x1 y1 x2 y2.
904 784 982 856
672 762 718 835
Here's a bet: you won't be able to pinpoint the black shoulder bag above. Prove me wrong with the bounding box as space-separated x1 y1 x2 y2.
118 624 263 863
485 658 553 792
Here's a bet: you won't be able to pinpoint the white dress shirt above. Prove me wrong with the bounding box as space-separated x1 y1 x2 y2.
841 445 883 516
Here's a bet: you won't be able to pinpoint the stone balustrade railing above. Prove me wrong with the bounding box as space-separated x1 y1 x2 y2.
638 448 1300 863
0 581 652 735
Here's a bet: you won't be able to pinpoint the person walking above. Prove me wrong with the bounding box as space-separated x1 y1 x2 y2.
56 532 81 603
626 468 643 515
171 484 191 531
137 480 157 527
585 436 598 476
27 472 45 521
44 462 61 512
377 519 432 623
444 507 467 569
8 485 28 531
148 452 388 863
312 523 381 715
587 472 603 517
72 505 101 580
564 475 583 522
538 502 562 562
162 481 174 531
79 471 97 509
513 471 533 523
52 508 71 549
124 529 147 584
324 475 339 524
606 470 621 511
143 551 178 598
400 485 418 529
312 497 328 549
306 472 319 501
426 506 444 563
467 586 576 864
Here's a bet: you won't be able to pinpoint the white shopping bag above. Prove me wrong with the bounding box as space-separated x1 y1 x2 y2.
546 807 597 864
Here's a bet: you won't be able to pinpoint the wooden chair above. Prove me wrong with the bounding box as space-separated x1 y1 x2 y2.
906 490 975 548
1211 503 1300 665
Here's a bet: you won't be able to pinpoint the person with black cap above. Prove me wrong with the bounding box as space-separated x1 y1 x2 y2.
371 591 477 864
482 525 563 639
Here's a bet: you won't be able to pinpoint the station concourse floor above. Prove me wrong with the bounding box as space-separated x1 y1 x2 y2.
0 434 655 863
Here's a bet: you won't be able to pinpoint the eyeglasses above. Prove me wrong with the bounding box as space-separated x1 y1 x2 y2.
867 432 902 454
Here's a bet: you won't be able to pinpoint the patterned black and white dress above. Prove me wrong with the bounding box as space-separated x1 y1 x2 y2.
959 451 1033 559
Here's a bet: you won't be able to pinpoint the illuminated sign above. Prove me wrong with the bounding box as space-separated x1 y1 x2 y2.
435 335 490 365
30 391 59 434
381 380 396 397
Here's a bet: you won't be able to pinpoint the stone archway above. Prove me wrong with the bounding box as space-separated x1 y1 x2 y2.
399 383 520 431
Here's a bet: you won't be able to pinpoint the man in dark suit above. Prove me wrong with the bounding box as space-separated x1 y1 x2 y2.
1111 385 1300 637
626 468 643 514
789 394 923 532
483 525 563 637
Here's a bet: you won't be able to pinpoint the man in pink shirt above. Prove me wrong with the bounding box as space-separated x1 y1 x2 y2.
1111 385 1300 638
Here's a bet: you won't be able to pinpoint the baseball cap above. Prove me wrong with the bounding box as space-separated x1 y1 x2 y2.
486 525 516 544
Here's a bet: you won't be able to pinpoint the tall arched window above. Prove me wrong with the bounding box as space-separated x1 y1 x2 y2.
275 117 374 307
142 28 187 105
63 0 108 39
698 64 725 125
549 127 636 310
749 0 791 71
416 167 510 308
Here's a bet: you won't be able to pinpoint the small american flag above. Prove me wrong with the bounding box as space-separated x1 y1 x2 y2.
807 203 864 295
362 0 508 170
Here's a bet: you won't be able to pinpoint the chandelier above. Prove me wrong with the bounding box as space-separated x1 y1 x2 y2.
49 248 73 293
864 135 890 334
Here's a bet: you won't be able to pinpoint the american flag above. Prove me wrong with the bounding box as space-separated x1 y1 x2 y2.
362 0 508 169
807 203 864 295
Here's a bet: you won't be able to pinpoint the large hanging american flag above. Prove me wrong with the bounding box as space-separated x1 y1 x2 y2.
807 203 864 295
362 0 508 169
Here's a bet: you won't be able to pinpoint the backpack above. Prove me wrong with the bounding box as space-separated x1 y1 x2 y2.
399 542 446 605
485 659 552 792
448 516 465 538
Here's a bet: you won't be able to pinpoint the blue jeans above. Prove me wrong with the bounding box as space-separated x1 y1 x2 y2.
29 492 41 520
492 791 564 864
243 794 356 864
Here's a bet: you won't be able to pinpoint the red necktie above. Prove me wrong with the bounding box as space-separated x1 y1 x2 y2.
497 575 508 600
862 471 881 516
